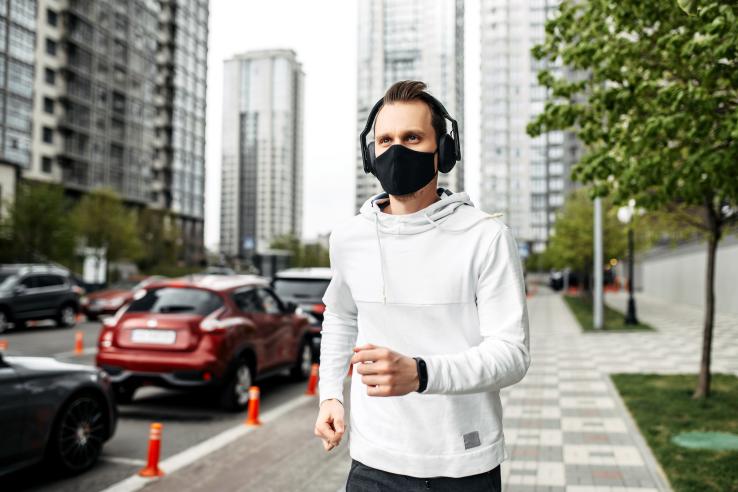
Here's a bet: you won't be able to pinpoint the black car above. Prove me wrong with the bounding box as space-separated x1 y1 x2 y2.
0 352 118 477
0 264 81 333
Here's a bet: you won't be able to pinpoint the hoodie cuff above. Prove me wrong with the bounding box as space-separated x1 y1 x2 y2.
318 386 344 408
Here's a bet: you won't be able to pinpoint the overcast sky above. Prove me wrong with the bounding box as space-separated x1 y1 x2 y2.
204 0 481 250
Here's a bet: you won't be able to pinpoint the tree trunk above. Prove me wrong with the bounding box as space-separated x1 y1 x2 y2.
692 212 720 399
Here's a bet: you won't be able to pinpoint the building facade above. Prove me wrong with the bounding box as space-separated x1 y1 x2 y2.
479 0 581 254
220 49 304 261
18 0 208 264
152 0 209 264
355 0 465 212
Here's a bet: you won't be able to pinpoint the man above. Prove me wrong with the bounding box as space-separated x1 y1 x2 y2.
314 80 530 491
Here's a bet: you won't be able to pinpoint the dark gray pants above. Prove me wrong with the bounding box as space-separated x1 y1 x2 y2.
345 458 501 491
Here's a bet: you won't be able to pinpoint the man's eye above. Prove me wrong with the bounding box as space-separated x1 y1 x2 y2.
379 137 390 144
406 135 418 142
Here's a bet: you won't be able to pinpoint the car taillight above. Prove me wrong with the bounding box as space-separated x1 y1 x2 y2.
100 330 114 348
313 303 326 314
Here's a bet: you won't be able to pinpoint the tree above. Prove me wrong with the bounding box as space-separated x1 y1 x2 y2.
270 233 329 268
542 188 628 291
527 0 738 398
0 181 76 265
72 187 143 281
136 208 182 273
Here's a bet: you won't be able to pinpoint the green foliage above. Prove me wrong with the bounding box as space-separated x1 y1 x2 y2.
0 181 76 265
136 208 182 272
541 188 628 274
71 187 143 264
527 0 738 223
270 232 329 268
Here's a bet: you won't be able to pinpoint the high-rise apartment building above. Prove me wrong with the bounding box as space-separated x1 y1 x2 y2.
480 0 580 254
219 49 304 261
19 0 209 263
355 0 465 212
0 0 36 214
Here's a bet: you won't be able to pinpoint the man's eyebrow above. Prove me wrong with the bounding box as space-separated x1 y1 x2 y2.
375 129 427 139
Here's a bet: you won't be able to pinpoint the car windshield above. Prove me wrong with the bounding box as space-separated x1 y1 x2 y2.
126 287 224 315
0 272 18 290
272 278 331 299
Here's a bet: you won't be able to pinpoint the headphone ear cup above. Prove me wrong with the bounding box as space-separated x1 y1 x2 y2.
367 141 376 174
438 135 457 173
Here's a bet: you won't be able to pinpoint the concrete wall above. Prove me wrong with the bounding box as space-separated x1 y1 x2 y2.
639 235 738 315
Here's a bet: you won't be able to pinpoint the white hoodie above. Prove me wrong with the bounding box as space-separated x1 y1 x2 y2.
318 187 530 478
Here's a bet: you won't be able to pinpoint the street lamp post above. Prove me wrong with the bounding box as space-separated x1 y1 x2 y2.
617 201 638 325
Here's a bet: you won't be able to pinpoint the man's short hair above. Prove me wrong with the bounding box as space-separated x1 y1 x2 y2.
379 80 447 143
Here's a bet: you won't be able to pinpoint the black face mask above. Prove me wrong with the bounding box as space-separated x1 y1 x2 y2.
372 144 438 196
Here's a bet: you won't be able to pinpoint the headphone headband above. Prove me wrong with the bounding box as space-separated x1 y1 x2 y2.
360 92 461 175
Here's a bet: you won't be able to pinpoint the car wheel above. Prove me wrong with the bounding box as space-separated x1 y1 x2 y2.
0 310 11 334
219 358 253 412
289 338 314 381
47 394 107 475
57 304 78 328
112 384 136 404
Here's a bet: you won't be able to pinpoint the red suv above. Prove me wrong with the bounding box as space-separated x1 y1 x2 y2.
95 274 314 411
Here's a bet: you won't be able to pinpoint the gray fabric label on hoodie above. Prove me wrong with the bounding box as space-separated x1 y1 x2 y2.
463 431 481 450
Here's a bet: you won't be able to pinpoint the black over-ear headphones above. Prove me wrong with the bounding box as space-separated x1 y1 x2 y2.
360 92 461 176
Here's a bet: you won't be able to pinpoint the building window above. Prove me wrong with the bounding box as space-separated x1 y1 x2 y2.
43 97 54 114
42 156 53 173
47 8 58 26
45 68 56 85
42 127 53 143
45 38 56 56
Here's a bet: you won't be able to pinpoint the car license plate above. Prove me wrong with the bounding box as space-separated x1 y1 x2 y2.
131 329 176 345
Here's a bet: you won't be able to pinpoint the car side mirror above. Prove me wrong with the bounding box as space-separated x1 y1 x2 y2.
14 284 26 295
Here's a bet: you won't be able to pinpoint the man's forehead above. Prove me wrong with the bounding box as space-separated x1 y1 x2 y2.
374 100 433 133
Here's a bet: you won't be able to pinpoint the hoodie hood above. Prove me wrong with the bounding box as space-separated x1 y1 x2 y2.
358 187 502 303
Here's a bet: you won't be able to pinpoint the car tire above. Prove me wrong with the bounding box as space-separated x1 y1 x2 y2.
289 337 314 382
219 357 253 412
56 304 78 328
46 393 108 475
112 384 136 404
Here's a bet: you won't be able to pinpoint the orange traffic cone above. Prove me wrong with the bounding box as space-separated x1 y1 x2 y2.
347 363 353 377
305 363 319 396
245 386 262 426
74 331 84 355
76 311 84 323
138 423 165 477
0 340 7 351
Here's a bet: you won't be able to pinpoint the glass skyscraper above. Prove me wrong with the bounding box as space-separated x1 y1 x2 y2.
220 49 304 261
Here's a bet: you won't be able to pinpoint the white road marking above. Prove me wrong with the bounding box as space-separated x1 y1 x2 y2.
101 456 147 466
98 394 316 492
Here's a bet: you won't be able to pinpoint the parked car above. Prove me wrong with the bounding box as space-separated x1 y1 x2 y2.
0 352 117 477
95 274 314 411
80 275 165 320
0 264 81 333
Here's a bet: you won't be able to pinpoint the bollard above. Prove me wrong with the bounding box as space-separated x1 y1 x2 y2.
74 331 84 355
305 363 318 396
245 386 262 426
138 423 165 477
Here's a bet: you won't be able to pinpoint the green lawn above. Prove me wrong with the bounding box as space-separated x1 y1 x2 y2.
612 373 738 492
562 293 654 331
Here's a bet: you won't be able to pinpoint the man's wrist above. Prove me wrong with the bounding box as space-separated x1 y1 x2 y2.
320 398 343 407
413 356 428 393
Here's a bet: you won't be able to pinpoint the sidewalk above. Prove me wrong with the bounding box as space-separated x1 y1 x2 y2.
131 290 738 492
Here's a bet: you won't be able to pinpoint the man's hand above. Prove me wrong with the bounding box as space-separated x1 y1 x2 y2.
349 343 420 396
314 399 345 452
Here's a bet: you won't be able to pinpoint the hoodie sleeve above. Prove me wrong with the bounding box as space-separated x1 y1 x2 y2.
317 232 359 407
420 225 531 395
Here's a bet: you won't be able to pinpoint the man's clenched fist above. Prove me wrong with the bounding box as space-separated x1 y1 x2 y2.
350 343 420 396
314 398 344 452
